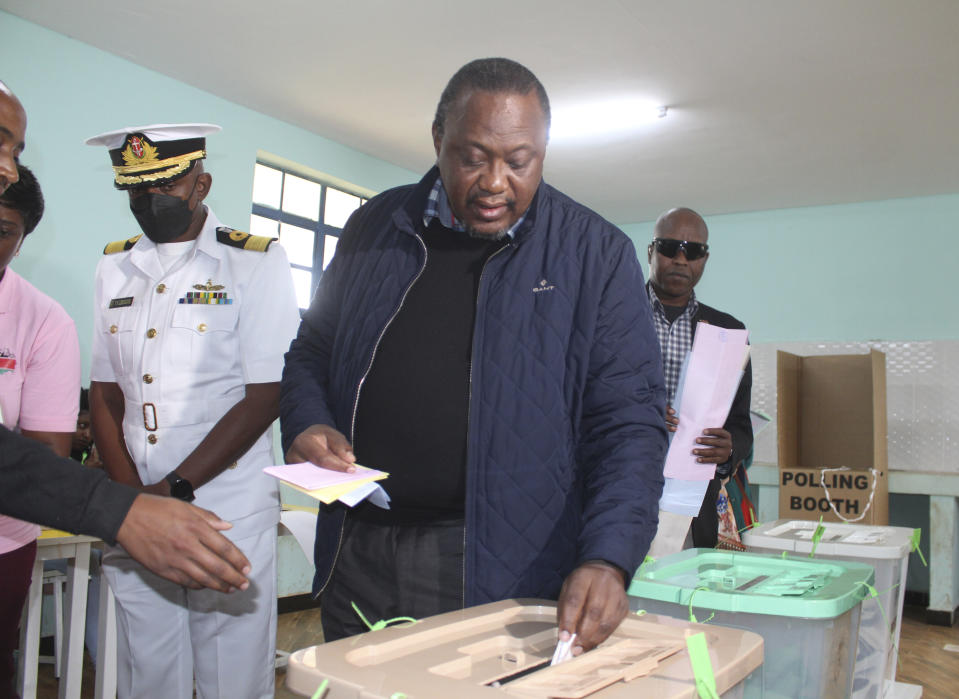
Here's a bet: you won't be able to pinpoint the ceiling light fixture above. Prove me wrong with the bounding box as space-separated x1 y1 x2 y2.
550 99 668 141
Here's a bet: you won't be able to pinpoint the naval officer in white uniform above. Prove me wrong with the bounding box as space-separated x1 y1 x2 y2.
87 124 300 699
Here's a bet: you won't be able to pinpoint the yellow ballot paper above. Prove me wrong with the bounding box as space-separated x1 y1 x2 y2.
263 462 388 505
39 527 74 539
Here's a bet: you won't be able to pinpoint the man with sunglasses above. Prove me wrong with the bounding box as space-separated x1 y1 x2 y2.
647 207 753 547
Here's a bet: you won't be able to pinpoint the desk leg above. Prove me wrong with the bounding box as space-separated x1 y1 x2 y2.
94 567 117 699
927 495 958 626
16 555 44 699
59 543 90 699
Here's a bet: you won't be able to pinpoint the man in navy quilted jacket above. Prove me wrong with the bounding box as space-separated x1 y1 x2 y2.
280 58 667 653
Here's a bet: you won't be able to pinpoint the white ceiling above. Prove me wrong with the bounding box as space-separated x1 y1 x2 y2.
3 0 958 224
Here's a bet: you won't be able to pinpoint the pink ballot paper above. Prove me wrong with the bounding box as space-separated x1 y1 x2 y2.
662 322 750 481
262 462 387 491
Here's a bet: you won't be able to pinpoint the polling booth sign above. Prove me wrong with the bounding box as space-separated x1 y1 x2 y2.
779 466 888 524
777 350 889 525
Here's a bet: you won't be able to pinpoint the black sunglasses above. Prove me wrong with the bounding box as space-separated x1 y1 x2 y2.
650 238 709 261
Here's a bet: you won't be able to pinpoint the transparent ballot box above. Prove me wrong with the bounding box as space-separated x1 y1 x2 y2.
629 548 874 699
744 519 914 698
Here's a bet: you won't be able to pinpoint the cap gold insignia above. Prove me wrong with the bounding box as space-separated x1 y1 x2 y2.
193 279 225 292
121 136 159 166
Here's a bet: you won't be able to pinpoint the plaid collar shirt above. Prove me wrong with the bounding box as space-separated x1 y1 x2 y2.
647 284 699 405
423 176 525 238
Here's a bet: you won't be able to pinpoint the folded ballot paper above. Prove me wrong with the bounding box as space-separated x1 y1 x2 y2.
659 322 750 517
263 463 390 508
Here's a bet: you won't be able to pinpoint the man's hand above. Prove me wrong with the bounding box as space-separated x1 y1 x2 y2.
556 561 628 655
285 424 356 472
693 427 733 464
115 494 252 593
666 406 733 465
665 405 680 432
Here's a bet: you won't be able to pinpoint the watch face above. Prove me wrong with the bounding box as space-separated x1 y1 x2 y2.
168 474 195 502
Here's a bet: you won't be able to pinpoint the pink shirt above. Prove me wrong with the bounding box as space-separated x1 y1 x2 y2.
0 268 80 553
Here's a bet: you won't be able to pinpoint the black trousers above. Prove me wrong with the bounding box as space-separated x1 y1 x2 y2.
690 477 721 548
320 516 465 642
1 540 36 699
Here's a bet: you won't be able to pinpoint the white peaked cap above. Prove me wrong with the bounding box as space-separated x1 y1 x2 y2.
85 123 222 148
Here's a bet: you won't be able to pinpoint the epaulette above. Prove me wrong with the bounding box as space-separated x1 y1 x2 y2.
103 235 142 255
216 227 275 252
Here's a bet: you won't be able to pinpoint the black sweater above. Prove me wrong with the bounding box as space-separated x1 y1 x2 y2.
352 219 505 523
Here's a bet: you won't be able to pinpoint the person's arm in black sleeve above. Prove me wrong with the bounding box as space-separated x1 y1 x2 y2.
0 426 252 592
719 356 753 479
1 425 136 540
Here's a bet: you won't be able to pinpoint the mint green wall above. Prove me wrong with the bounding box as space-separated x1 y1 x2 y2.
621 194 959 343
5 9 958 372
1 11 418 382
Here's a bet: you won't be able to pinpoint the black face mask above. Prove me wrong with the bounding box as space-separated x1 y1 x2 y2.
129 190 196 244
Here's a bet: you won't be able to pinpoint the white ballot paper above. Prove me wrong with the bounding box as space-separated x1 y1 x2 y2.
663 323 749 481
646 510 695 557
659 322 749 517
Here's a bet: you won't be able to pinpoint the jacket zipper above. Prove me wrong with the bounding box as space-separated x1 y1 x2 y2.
315 232 430 596
462 241 512 608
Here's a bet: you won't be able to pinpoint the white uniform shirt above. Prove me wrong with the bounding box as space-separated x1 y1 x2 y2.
91 207 300 538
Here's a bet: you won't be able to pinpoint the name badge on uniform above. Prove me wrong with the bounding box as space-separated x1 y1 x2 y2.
109 296 134 308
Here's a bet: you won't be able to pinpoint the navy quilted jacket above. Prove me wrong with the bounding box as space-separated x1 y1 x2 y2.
280 168 667 606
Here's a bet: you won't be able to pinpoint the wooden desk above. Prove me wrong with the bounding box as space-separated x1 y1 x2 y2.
18 531 97 699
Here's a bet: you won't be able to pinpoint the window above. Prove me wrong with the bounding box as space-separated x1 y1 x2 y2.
250 163 367 309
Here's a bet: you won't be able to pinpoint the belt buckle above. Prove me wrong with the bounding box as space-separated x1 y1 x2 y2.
142 402 158 431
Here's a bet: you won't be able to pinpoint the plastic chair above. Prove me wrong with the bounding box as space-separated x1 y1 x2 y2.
38 568 67 678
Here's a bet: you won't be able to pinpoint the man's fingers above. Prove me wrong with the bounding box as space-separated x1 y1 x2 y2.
559 563 629 653
702 428 730 438
556 567 589 636
694 427 732 463
572 596 606 652
165 531 251 592
166 557 237 593
197 530 252 581
288 426 357 472
314 453 356 472
557 588 583 637
192 505 234 531
557 563 628 653
665 406 679 431
326 433 356 462
117 495 252 592
187 554 249 592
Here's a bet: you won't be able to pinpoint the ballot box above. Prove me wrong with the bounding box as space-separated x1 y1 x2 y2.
629 549 874 699
285 598 763 698
743 519 914 699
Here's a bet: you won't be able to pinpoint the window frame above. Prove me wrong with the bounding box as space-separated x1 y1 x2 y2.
250 162 368 309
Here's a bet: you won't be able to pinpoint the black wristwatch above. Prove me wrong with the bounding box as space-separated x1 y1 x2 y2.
164 472 195 502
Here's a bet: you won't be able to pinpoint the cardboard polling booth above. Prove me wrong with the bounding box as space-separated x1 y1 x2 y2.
777 350 888 524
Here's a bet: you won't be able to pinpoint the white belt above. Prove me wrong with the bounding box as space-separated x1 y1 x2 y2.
124 395 241 430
